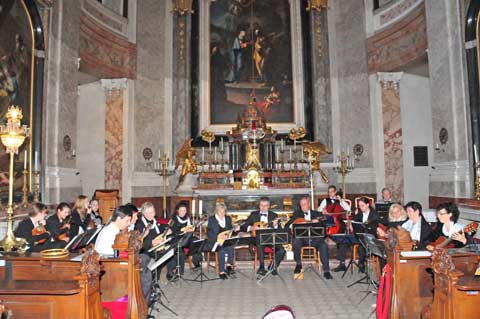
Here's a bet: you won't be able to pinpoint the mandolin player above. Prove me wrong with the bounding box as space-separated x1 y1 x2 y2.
134 202 172 257
45 202 72 248
239 197 286 276
285 196 332 279
206 203 235 279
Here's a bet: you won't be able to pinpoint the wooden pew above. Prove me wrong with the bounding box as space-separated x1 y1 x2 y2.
385 228 478 319
0 248 105 319
430 248 480 319
0 231 147 319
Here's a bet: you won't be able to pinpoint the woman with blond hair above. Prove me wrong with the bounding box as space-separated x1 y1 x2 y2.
207 202 235 279
377 203 407 238
70 195 94 238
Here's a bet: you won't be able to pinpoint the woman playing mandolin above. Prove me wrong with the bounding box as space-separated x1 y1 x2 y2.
206 203 235 279
45 202 72 248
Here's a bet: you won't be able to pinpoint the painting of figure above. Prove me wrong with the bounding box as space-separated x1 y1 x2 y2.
0 0 33 199
209 0 294 125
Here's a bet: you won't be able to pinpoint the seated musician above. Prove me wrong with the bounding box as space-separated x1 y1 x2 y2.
70 195 95 238
339 197 379 273
207 203 235 280
427 202 471 249
376 203 408 238
379 187 393 204
285 196 333 279
239 197 285 276
125 203 140 231
135 202 172 257
14 203 62 252
318 185 351 217
398 201 432 250
89 199 103 226
45 202 72 248
166 203 202 280
95 205 153 303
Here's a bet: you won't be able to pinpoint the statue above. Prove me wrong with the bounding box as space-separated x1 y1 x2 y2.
175 138 198 190
303 141 331 183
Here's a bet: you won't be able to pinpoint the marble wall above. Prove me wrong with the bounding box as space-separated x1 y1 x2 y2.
381 80 404 202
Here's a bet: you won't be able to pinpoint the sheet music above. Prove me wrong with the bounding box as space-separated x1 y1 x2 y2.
400 251 432 257
147 248 175 271
211 242 219 252
64 233 82 251
86 226 103 245
70 253 86 262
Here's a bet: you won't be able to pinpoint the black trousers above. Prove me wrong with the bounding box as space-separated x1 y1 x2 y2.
257 243 285 269
139 253 153 301
337 243 366 268
292 237 330 272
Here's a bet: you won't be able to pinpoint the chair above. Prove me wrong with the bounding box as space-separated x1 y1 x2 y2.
205 251 236 274
253 246 273 271
300 246 321 271
354 196 375 210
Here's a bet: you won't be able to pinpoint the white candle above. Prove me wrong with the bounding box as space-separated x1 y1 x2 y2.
221 137 224 151
474 144 478 164
214 147 217 161
289 148 292 161
191 199 196 218
199 200 203 216
301 146 304 161
24 149 27 170
281 139 284 151
294 140 297 151
202 147 205 162
34 151 38 171
158 149 161 159
276 146 279 159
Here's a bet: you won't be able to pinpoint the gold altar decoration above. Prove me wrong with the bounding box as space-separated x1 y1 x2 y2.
333 151 355 199
172 0 193 61
201 129 215 149
306 0 328 12
303 141 330 183
172 0 193 15
175 138 198 190
0 106 29 252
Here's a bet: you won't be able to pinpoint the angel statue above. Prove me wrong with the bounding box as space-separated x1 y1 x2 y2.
303 141 331 184
175 138 198 190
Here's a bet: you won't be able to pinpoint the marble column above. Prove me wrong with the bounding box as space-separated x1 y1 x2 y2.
378 72 404 203
101 79 127 198
425 0 472 198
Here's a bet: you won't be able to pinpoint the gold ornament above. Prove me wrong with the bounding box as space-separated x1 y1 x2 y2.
175 138 198 190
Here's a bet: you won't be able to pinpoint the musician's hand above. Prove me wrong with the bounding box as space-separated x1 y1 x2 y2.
39 219 46 226
234 225 240 232
377 227 386 238
348 225 353 233
312 218 320 223
452 232 467 244
63 237 70 243
152 237 164 246
166 229 173 236
65 223 71 229
272 220 279 228
321 209 328 215
354 209 359 215
426 245 434 251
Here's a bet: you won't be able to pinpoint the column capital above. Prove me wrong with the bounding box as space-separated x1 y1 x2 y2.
377 72 403 91
101 78 127 91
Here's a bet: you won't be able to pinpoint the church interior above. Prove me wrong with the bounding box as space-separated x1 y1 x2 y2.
1 0 480 318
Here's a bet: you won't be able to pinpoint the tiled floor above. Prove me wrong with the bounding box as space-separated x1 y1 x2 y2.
151 264 377 319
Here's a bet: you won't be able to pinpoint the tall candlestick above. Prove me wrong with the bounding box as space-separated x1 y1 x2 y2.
191 199 196 218
199 200 203 216
276 146 279 159
301 146 304 161
214 147 217 161
294 140 297 151
281 139 284 151
24 149 27 170
221 137 224 151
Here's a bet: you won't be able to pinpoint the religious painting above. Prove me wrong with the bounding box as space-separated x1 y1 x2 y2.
199 0 306 134
0 0 34 199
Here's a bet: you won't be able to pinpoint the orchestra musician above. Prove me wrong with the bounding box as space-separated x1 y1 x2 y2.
166 203 202 280
135 202 172 257
379 187 393 204
427 202 470 249
285 196 333 279
239 197 285 276
336 197 379 273
89 199 103 226
376 203 408 238
70 195 94 237
95 205 153 303
318 185 351 217
206 203 235 280
14 203 63 252
45 202 72 248
125 203 140 231
400 201 432 250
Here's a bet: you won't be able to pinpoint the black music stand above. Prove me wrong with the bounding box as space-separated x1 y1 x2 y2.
330 233 359 278
168 233 191 283
184 239 219 285
375 203 392 225
256 228 289 283
67 227 103 252
292 223 325 279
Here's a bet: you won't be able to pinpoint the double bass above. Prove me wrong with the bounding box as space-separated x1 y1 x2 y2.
323 198 347 235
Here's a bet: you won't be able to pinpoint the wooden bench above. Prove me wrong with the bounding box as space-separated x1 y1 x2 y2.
430 248 480 319
0 231 147 319
0 249 105 319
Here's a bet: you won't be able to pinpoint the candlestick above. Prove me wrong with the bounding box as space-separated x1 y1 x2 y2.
192 199 196 219
199 200 203 216
281 139 284 151
475 144 478 164
34 151 38 171
24 149 27 170
289 148 292 161
276 145 279 159
214 147 217 161
221 137 224 151
22 169 28 207
301 146 304 162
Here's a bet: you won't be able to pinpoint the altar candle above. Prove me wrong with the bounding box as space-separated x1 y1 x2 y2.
214 147 217 161
289 148 292 161
202 147 205 162
199 200 203 216
281 139 284 150
276 145 279 160
34 151 38 171
220 137 224 151
294 139 297 151
301 146 304 161
475 144 478 164
24 150 27 170
191 200 196 218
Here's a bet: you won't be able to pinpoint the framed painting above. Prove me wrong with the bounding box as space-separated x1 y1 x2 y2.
0 0 36 198
196 0 308 135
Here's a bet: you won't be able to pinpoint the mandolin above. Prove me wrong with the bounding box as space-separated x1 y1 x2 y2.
217 220 246 245
431 221 478 249
31 223 48 245
57 215 72 242
181 214 209 233
252 215 288 237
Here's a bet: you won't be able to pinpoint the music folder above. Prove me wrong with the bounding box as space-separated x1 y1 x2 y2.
212 236 254 252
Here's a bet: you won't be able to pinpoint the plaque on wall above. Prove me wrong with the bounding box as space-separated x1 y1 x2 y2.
413 146 429 167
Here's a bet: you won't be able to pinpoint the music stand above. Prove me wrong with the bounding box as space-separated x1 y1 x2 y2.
68 227 103 252
168 233 191 283
292 223 325 279
331 233 359 278
184 239 219 285
375 203 392 225
256 228 289 283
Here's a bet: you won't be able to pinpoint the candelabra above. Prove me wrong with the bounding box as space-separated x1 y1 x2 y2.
33 170 40 203
475 161 480 200
153 153 176 217
333 151 355 199
0 106 29 252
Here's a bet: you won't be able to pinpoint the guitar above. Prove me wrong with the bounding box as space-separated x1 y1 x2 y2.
181 214 209 233
251 215 288 237
217 220 247 246
431 221 478 248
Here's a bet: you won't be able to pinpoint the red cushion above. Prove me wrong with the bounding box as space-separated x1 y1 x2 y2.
253 246 273 254
157 218 169 225
102 301 127 319
183 248 190 254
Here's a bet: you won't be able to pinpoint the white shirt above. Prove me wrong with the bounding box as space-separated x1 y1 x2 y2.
303 210 311 222
362 211 370 224
442 222 464 238
259 211 269 223
215 215 226 228
318 198 351 212
94 222 120 256
142 216 160 234
401 219 421 242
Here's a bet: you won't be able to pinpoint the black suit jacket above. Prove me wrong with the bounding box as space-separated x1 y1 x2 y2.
46 214 70 239
285 210 323 229
14 218 50 246
240 210 279 232
417 217 433 250
353 209 379 236
206 215 233 250
135 217 168 252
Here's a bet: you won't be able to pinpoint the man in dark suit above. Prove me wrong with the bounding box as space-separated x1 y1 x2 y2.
239 197 285 275
285 196 333 279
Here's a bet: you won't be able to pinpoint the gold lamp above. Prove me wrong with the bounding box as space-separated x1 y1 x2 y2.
172 0 193 15
306 0 328 11
0 106 30 252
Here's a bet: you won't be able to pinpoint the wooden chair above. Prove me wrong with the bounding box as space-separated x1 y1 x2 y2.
300 247 321 271
253 246 273 271
94 189 119 222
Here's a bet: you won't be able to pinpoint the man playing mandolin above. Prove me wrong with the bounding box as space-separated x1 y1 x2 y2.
286 196 333 279
239 197 285 276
